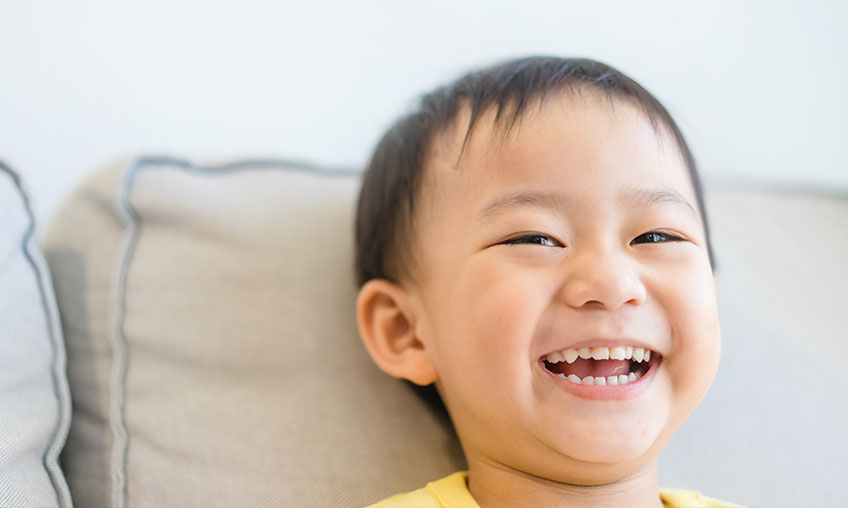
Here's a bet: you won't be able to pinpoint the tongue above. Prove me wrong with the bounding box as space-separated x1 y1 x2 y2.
549 358 630 378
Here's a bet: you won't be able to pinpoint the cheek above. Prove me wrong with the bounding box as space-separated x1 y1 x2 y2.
659 261 721 403
435 259 549 387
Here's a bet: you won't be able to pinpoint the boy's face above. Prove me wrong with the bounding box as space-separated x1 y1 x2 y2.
407 92 720 483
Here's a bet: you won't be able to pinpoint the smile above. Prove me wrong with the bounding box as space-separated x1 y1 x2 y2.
541 346 662 389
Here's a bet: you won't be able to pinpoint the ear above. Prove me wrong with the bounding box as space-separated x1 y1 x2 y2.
356 279 438 386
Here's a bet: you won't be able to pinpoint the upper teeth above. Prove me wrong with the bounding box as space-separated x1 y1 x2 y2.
545 346 652 364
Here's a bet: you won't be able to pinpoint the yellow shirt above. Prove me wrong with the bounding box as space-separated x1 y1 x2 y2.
368 471 744 508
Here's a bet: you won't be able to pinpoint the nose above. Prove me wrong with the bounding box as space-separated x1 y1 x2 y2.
560 248 647 310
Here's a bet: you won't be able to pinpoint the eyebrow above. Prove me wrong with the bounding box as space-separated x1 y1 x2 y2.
476 190 570 223
475 186 697 223
622 186 698 218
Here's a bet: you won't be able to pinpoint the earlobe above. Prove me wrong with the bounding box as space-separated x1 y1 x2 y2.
356 279 438 386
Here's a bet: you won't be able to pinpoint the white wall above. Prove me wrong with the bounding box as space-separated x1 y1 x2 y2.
2 0 846 222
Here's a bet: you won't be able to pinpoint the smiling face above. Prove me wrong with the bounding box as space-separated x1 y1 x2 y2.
406 92 721 485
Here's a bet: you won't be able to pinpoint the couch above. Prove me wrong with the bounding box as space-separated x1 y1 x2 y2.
2 156 846 507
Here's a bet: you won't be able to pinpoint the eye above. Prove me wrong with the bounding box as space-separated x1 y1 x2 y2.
631 231 685 245
502 234 563 247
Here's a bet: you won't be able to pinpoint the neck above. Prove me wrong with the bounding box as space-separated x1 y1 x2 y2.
466 456 665 508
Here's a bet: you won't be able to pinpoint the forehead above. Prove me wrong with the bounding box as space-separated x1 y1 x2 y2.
420 92 696 221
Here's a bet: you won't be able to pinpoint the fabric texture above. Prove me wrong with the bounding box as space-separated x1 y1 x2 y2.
43 156 465 508
0 161 72 507
367 471 744 508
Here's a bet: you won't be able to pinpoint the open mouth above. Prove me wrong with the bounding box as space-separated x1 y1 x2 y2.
542 346 661 386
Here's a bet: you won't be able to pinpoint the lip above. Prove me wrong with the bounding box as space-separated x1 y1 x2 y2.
538 353 663 401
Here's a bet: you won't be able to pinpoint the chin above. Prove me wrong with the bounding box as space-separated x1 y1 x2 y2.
566 438 656 467
543 448 661 487
545 413 666 465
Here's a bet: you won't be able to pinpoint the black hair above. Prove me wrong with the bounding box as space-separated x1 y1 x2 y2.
355 56 714 289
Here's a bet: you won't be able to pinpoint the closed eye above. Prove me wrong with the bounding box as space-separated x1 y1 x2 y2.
631 231 685 245
502 234 563 247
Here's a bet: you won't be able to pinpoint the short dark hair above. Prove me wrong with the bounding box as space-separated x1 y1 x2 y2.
355 56 715 288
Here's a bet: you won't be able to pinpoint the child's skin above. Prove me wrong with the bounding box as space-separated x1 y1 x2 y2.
358 90 721 508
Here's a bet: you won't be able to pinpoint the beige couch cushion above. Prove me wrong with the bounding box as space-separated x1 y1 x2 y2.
43 157 464 508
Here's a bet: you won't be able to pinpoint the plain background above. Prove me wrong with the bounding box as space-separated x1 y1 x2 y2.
1 0 846 223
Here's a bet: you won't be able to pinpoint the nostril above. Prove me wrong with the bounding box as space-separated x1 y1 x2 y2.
562 277 646 310
558 251 647 310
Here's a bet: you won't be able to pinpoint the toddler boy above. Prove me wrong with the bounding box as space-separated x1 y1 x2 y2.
355 56 741 508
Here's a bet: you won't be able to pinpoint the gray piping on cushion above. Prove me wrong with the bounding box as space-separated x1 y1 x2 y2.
0 160 73 508
109 155 357 508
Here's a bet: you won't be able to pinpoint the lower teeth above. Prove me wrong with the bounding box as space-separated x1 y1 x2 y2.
556 371 642 386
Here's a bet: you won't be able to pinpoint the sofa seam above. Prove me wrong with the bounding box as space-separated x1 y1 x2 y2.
0 160 74 508
109 158 143 508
